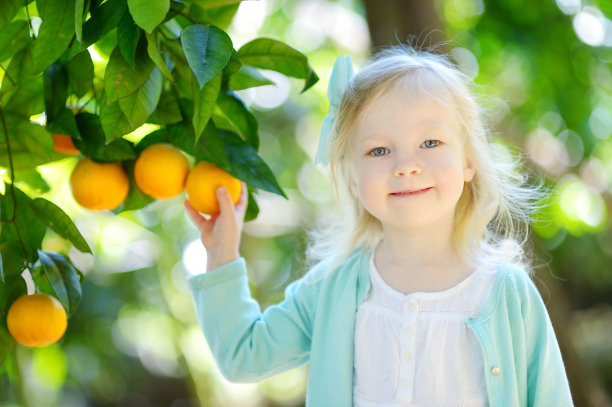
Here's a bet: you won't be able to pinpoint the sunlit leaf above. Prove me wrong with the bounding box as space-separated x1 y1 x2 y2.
192 0 241 10
229 65 274 90
119 160 154 212
138 120 229 169
245 189 259 222
189 3 241 31
117 12 141 69
74 112 136 161
237 37 319 92
30 198 92 254
146 90 183 125
71 0 127 55
104 42 155 104
118 67 163 128
145 31 174 82
100 96 137 142
14 169 51 194
0 20 30 62
213 92 258 150
0 327 15 366
193 74 221 143
128 0 170 33
221 130 285 197
0 115 53 170
75 0 85 42
0 187 47 267
31 0 76 76
65 51 94 98
38 251 82 316
181 24 233 89
0 0 20 33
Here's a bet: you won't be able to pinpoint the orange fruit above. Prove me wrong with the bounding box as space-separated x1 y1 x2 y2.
52 133 81 156
185 162 241 215
70 157 129 210
7 294 68 347
134 144 190 199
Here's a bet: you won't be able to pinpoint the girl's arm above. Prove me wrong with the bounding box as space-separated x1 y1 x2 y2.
185 183 315 381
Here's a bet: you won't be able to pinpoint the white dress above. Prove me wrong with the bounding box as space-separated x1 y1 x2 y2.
353 255 497 407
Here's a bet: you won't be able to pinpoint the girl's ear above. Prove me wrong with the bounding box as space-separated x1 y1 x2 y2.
463 155 476 182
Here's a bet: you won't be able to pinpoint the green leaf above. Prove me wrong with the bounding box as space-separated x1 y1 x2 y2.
65 51 94 98
189 3 241 31
30 198 92 253
74 112 136 161
244 189 259 222
138 120 229 169
0 327 15 365
221 130 286 197
43 62 69 122
75 0 85 42
31 0 76 76
146 89 183 125
46 107 81 140
0 187 47 268
4 76 45 117
118 67 163 128
104 42 155 104
0 242 25 282
118 160 154 212
0 20 31 62
100 96 137 142
223 49 242 77
180 24 233 89
117 12 141 69
237 38 319 92
192 0 241 10
128 0 170 33
213 92 258 149
72 0 127 55
145 31 174 82
14 168 51 194
0 115 53 170
229 65 274 90
193 73 222 143
0 0 21 33
38 251 82 316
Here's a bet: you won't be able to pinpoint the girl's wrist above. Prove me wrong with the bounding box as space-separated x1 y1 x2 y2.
206 252 240 272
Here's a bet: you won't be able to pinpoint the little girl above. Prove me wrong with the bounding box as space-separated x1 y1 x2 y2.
184 46 573 406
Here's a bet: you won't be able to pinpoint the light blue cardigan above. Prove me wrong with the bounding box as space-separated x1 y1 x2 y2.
188 249 573 406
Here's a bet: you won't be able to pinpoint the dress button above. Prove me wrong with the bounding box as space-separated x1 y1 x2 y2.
403 352 412 362
409 300 419 313
491 366 501 376
400 378 410 388
403 327 414 337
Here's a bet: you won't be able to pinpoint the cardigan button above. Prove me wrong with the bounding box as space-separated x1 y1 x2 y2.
491 366 501 376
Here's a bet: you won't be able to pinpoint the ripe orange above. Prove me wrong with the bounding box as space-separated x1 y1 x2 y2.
134 144 190 199
7 294 68 347
52 133 80 156
70 157 129 210
185 162 241 215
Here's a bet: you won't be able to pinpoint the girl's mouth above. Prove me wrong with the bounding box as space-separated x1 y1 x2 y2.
389 187 433 197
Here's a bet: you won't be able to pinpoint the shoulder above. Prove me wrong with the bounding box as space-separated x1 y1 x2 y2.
302 248 369 285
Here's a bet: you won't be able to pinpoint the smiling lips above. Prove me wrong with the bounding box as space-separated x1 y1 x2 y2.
389 187 433 197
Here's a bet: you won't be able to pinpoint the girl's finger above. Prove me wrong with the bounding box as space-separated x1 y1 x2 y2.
184 200 212 231
216 186 236 221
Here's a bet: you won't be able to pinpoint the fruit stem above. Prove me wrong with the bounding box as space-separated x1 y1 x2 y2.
0 106 34 274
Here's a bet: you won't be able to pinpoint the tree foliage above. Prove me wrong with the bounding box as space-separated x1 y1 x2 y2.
0 0 318 365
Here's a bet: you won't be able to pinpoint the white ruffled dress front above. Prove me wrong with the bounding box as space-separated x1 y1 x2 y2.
353 255 497 407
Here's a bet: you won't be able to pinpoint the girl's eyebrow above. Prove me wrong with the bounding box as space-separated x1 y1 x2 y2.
359 121 453 142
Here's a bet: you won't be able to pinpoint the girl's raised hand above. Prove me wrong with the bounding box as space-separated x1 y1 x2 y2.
184 182 248 272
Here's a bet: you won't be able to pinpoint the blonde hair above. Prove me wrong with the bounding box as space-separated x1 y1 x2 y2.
307 45 543 273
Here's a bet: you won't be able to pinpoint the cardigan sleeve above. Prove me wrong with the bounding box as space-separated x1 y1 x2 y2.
188 258 319 382
518 271 574 406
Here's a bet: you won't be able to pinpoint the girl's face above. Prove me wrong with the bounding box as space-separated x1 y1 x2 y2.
346 88 475 236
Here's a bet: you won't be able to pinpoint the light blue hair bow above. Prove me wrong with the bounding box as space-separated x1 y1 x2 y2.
315 56 355 166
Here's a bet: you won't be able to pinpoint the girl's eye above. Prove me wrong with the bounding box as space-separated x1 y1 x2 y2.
422 140 440 148
369 147 389 157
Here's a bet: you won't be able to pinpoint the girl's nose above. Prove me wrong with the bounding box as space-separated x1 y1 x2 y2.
394 159 422 177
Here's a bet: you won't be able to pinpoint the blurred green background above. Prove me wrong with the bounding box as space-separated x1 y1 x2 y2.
2 0 612 405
